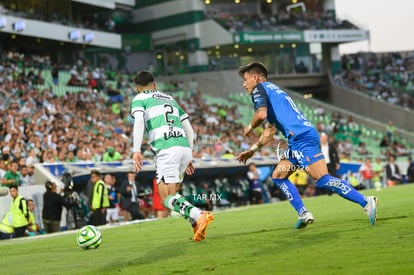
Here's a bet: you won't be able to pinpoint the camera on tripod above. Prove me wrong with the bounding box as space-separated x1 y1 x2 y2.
61 172 79 206
60 171 89 229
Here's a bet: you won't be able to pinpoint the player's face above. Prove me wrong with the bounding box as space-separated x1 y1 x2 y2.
242 72 258 94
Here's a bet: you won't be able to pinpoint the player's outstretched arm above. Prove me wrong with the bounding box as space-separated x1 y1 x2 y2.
237 123 277 164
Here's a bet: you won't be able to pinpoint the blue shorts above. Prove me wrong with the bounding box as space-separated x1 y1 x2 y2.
285 129 324 169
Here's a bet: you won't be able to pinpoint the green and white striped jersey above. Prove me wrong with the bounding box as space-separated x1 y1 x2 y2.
130 90 190 152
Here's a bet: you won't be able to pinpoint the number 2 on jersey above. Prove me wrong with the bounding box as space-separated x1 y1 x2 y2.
163 104 175 124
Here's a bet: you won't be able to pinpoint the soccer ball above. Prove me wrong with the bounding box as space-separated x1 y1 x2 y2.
76 225 102 250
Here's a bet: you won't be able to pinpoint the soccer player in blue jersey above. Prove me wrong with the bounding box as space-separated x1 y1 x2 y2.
236 62 377 228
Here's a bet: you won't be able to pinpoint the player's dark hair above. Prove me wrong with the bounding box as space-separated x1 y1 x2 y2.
238 62 268 79
134 70 155 86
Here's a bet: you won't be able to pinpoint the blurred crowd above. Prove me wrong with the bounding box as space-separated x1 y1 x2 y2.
312 111 411 161
1 1 357 34
0 49 271 187
0 2 121 32
334 51 414 109
0 51 132 183
206 3 356 32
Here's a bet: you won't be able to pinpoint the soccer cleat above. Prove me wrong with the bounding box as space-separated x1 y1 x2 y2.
294 211 314 229
193 212 214 242
364 196 378 226
192 223 205 240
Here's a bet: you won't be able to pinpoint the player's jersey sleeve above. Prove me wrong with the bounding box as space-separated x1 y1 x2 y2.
130 94 145 118
251 83 268 111
177 105 189 122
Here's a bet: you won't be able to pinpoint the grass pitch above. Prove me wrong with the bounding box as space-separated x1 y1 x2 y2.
1 184 414 275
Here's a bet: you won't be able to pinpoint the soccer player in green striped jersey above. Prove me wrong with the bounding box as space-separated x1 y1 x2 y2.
131 71 214 242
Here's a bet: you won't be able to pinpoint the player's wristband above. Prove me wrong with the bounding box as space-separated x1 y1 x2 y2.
247 124 252 131
250 144 259 152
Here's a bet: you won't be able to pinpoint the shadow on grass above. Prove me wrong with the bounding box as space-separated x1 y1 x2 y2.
377 215 408 221
98 240 189 273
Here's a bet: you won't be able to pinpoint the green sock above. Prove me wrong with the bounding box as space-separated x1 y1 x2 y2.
164 194 200 223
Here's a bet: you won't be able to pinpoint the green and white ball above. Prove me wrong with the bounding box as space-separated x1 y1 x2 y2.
77 225 102 250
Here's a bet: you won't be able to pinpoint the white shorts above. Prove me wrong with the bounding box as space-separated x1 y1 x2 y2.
106 207 119 222
155 146 192 184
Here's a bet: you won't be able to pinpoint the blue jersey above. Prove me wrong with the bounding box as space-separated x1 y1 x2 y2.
252 82 313 139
